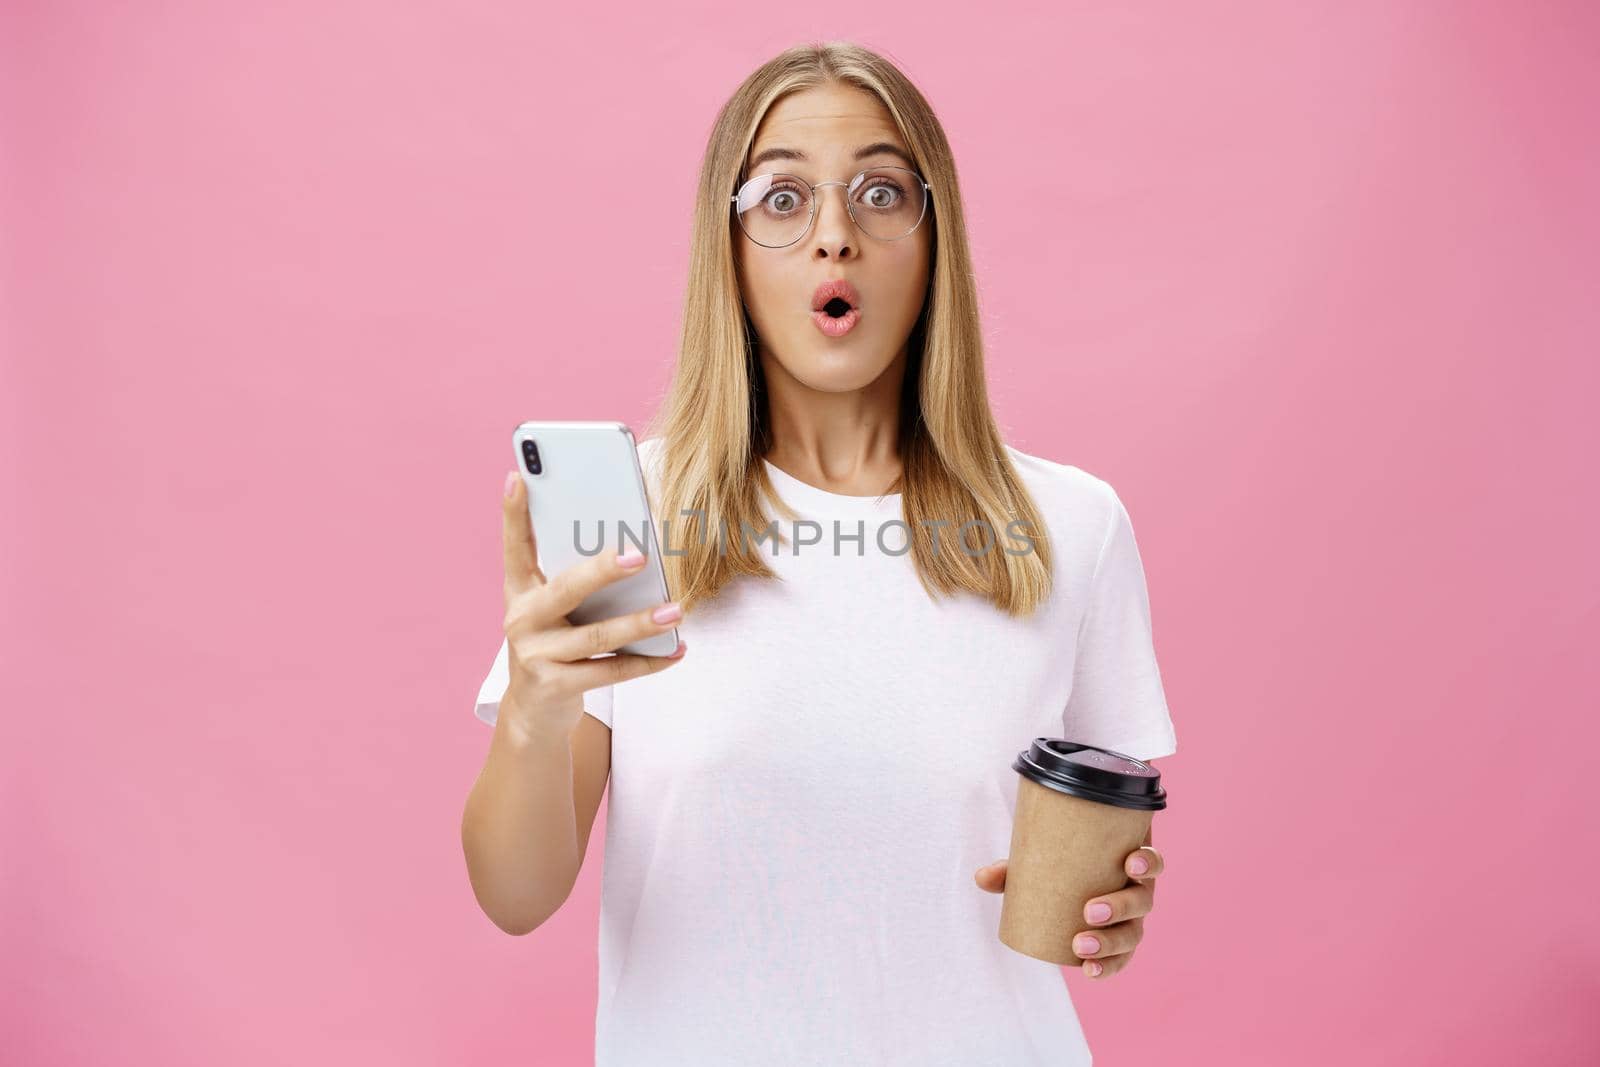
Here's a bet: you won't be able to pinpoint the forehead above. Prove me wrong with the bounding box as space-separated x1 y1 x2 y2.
748 84 907 166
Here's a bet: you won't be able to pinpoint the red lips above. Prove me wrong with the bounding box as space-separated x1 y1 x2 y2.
811 278 861 311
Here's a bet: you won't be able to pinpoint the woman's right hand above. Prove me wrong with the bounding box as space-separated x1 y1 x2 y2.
498 470 686 737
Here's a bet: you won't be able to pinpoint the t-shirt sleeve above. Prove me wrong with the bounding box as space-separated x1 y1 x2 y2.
473 636 615 728
1061 487 1177 762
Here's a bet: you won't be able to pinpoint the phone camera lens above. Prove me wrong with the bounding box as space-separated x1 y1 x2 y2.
522 439 541 475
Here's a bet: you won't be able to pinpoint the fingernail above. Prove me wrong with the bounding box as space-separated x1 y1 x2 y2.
652 602 682 624
618 549 645 568
1087 902 1112 923
1087 961 1103 977
504 471 517 499
1074 936 1100 956
1128 855 1149 876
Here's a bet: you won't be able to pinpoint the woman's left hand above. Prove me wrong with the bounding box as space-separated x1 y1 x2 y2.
974 845 1163 979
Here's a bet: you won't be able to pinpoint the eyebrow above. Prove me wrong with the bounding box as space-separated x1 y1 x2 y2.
746 141 916 172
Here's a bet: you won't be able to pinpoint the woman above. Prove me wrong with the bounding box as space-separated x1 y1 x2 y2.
463 41 1177 1066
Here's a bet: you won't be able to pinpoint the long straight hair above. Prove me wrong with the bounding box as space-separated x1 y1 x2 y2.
640 41 1055 617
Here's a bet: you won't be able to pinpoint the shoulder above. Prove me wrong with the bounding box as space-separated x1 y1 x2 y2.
1002 442 1123 523
1000 443 1140 582
635 434 667 496
635 434 665 472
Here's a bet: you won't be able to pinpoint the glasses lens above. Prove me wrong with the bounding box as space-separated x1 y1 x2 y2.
734 168 927 247
849 167 927 240
734 173 812 247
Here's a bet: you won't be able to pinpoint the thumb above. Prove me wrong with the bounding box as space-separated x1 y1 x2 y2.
974 859 1008 892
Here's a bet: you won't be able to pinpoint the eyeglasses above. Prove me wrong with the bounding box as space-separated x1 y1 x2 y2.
731 166 931 248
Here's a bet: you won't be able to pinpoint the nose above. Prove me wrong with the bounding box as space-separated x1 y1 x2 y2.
809 182 854 259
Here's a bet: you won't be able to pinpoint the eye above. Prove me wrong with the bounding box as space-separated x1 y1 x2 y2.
762 183 807 216
858 180 903 210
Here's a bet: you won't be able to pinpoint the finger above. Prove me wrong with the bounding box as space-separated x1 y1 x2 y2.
973 859 1007 893
538 600 684 663
1071 916 1142 961
502 471 545 595
503 546 652 640
1125 846 1162 881
559 640 687 691
1083 883 1155 926
1082 950 1134 980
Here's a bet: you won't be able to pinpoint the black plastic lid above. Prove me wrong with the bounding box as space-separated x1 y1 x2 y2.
1011 738 1168 811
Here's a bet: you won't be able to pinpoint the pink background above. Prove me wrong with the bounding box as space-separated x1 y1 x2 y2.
4 2 1597 1064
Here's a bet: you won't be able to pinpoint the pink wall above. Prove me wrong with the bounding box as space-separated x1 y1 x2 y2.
4 3 1596 1064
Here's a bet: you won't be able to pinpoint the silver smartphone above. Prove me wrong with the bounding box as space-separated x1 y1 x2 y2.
512 420 679 658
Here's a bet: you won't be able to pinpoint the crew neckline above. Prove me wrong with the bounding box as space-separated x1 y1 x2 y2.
761 457 903 518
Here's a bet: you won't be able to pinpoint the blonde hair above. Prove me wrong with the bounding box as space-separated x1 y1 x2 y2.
641 40 1055 617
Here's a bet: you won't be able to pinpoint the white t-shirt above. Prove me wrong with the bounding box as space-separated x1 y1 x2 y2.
474 436 1177 1066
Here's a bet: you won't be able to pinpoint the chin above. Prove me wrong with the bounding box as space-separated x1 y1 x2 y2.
792 348 897 391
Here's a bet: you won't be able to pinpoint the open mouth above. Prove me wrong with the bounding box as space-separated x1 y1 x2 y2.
810 279 862 337
811 278 861 312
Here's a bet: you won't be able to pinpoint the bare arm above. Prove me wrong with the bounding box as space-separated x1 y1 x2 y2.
461 470 680 935
462 703 614 936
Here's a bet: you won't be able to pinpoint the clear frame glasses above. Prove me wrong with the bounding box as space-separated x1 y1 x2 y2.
731 166 931 248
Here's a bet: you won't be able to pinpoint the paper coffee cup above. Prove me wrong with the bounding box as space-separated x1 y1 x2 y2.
998 738 1168 965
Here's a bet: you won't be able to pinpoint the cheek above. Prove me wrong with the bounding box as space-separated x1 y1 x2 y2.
734 242 754 303
886 246 932 316
737 253 787 322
